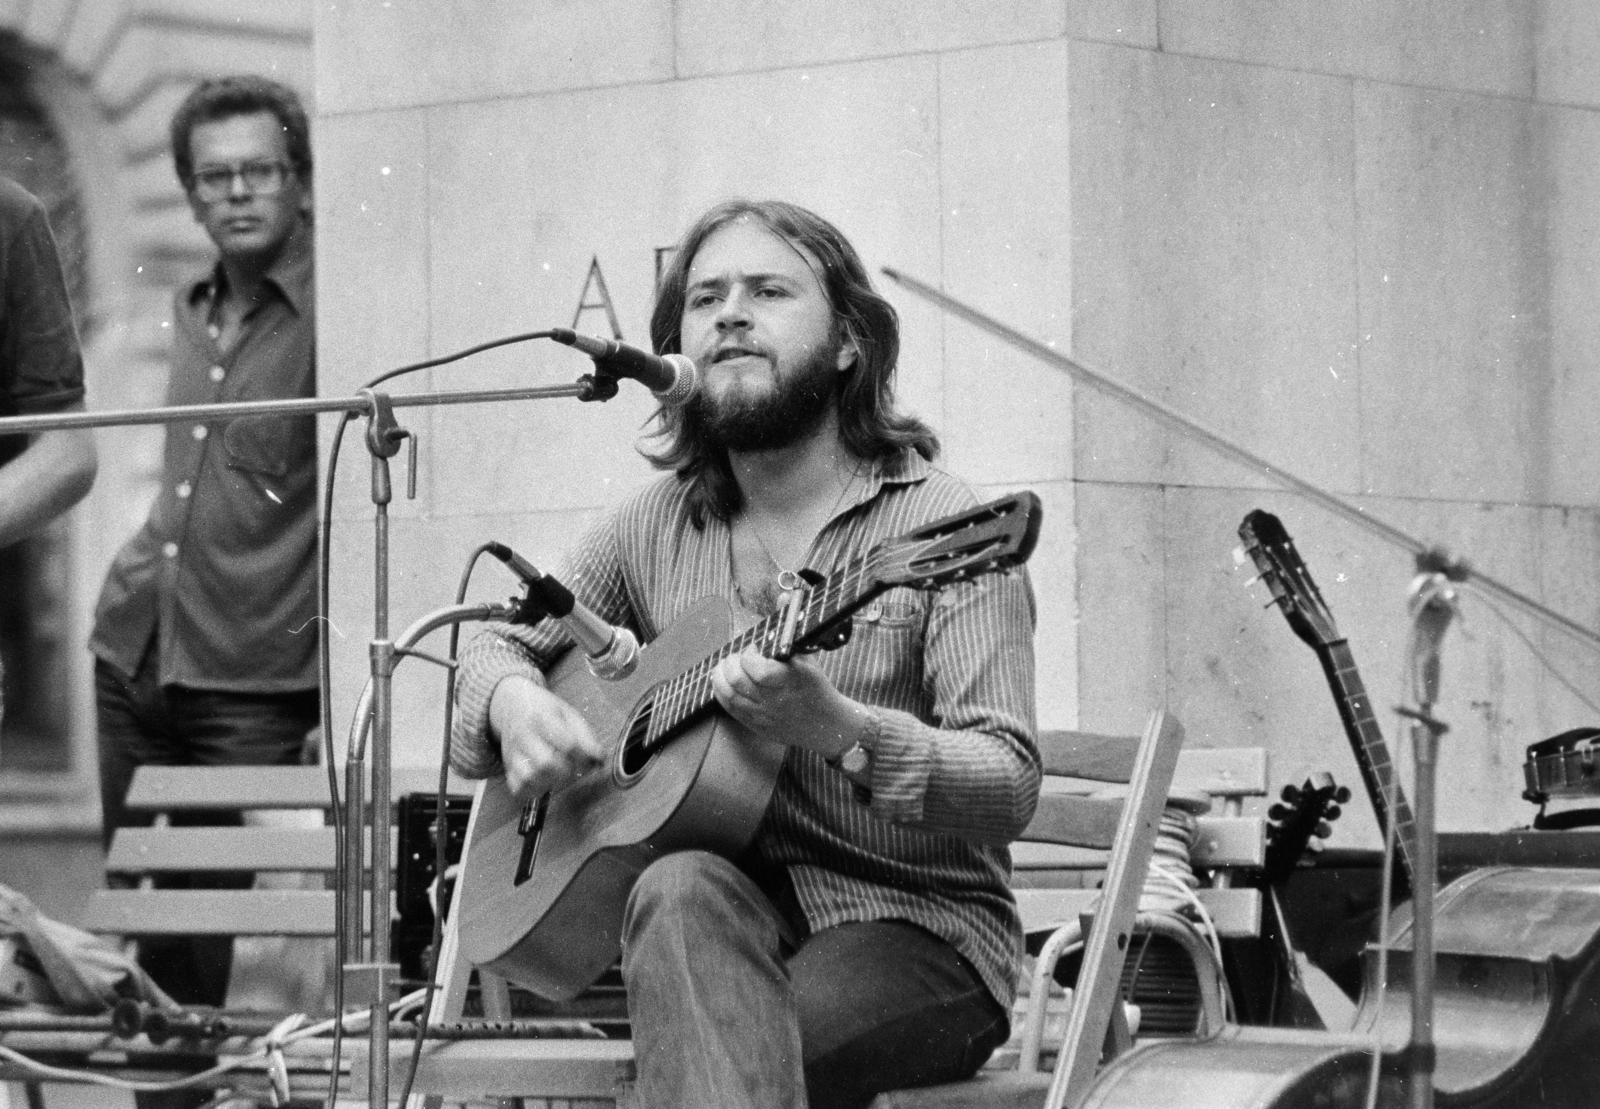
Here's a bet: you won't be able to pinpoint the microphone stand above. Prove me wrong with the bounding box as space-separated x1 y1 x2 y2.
0 366 622 1109
335 380 606 1109
1395 571 1457 1109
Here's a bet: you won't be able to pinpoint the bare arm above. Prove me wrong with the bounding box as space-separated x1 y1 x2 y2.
0 401 96 548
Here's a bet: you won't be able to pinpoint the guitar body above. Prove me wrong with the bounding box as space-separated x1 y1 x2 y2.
456 597 787 1000
1353 865 1600 1108
1079 1027 1403 1109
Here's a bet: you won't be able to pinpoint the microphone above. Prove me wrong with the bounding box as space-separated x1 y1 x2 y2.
549 328 698 406
486 542 640 680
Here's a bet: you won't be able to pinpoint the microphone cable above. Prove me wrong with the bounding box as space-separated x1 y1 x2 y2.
394 540 504 1109
317 329 553 1109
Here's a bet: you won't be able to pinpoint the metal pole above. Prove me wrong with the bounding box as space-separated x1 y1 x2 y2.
359 390 406 1109
1399 574 1456 1109
0 381 593 435
1407 713 1443 1109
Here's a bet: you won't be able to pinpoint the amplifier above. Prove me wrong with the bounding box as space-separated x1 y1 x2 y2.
393 790 473 983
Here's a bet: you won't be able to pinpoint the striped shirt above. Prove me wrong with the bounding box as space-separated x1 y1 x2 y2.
450 449 1040 1009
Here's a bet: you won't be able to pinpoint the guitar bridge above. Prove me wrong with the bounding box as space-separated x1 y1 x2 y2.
514 793 550 886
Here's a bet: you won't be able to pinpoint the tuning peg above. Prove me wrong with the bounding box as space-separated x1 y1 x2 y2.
1315 821 1333 839
1325 804 1342 822
1268 803 1289 822
1334 786 1352 804
1279 783 1301 803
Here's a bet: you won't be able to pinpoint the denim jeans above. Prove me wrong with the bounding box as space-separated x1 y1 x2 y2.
621 851 1009 1109
95 653 319 857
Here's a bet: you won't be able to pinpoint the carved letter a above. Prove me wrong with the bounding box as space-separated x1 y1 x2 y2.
571 257 624 340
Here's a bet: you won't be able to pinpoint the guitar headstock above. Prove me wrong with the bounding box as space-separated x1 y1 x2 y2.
1262 772 1349 885
1238 509 1341 650
871 492 1043 591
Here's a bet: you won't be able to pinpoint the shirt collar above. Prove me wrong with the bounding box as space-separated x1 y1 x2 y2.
843 447 932 516
186 216 314 318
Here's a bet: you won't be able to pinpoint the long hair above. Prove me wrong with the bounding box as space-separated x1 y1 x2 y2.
170 75 312 191
645 199 938 525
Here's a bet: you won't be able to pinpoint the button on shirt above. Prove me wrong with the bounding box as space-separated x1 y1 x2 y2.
90 220 318 691
450 452 1040 1011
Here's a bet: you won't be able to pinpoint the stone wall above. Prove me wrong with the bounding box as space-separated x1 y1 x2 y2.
313 1 1600 849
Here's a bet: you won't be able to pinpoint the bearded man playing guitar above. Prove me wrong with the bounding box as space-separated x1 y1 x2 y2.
450 199 1040 1109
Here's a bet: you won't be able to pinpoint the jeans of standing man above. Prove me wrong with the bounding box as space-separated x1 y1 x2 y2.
94 650 317 1109
621 851 1010 1109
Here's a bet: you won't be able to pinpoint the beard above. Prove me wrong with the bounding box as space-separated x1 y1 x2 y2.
693 339 842 453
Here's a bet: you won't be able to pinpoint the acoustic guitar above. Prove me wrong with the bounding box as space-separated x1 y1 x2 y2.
456 491 1043 1000
1257 774 1357 1032
1237 510 1417 897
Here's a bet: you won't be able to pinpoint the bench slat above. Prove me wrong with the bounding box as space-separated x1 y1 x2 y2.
105 827 338 873
1174 748 1269 799
1190 816 1266 869
1037 736 1267 799
83 890 338 936
1019 794 1124 850
1035 731 1144 782
123 765 467 813
1012 816 1266 873
1012 887 1261 939
342 1036 635 1100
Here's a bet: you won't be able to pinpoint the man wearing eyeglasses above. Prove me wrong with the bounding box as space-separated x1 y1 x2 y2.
89 77 319 1067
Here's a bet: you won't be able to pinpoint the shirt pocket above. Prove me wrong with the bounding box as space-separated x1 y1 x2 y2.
854 592 925 630
835 587 928 707
222 413 314 479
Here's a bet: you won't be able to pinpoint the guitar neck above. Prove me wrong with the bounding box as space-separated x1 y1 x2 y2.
1317 640 1417 893
639 552 886 754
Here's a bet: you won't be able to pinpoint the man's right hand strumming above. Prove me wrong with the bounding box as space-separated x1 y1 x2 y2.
488 675 607 798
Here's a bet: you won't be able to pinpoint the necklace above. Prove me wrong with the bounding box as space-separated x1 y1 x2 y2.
736 460 863 601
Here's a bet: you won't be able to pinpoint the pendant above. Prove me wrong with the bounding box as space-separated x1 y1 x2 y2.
777 569 803 592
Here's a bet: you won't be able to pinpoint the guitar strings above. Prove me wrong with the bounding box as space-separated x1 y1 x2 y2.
636 547 887 754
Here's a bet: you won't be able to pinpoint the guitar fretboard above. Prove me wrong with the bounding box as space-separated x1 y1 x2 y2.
1319 639 1417 894
635 547 888 756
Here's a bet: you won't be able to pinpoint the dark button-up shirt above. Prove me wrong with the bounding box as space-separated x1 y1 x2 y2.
450 451 1040 1009
90 220 318 691
0 177 85 464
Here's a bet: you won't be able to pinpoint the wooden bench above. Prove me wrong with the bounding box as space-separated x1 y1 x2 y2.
86 764 461 950
98 765 635 1108
37 727 1265 1109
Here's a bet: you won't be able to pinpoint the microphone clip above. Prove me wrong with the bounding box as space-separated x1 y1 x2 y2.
577 369 620 403
508 588 557 628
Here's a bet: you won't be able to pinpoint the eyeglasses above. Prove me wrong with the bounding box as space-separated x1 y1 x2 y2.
191 161 291 202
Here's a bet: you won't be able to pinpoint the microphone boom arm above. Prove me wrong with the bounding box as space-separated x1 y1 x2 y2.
880 266 1600 653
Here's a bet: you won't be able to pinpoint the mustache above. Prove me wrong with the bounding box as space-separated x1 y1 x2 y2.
710 343 769 363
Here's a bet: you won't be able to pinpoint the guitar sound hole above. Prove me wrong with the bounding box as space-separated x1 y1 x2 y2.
617 701 656 780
